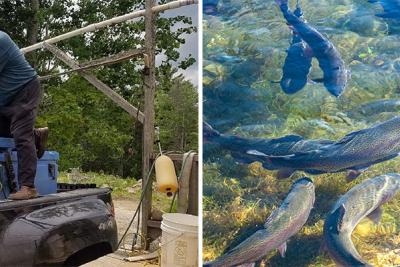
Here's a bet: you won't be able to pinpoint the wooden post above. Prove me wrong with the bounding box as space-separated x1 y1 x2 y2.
141 0 156 249
43 42 145 123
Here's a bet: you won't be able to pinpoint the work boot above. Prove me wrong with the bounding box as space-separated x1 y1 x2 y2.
34 127 49 159
8 186 38 200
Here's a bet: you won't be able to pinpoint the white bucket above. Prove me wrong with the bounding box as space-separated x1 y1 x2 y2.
160 213 198 267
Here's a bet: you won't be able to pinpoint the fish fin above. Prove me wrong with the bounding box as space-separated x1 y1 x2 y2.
311 78 324 83
304 45 313 58
319 240 327 253
276 168 295 179
336 129 366 144
334 204 347 233
246 150 268 157
346 170 363 182
367 207 383 224
278 242 287 258
203 122 221 139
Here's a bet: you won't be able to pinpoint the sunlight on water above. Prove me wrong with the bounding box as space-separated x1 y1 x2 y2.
203 0 400 266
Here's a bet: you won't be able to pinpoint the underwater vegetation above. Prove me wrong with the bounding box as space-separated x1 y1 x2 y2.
203 0 400 266
203 161 400 266
205 178 315 267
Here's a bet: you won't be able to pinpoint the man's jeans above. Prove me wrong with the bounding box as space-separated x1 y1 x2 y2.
0 77 42 187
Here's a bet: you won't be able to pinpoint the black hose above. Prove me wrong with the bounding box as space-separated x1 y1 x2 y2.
117 158 156 249
117 150 192 249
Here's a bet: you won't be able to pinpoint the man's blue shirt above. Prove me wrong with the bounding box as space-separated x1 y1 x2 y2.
0 31 37 107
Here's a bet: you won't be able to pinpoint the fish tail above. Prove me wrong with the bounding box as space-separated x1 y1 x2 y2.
275 0 289 8
294 0 303 18
323 207 370 266
203 122 221 140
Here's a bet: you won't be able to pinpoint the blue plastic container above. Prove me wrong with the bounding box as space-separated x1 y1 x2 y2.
0 137 59 199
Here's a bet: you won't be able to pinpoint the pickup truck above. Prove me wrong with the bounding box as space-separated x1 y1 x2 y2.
0 138 118 267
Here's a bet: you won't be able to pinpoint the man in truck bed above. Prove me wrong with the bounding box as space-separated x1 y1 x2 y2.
0 30 48 200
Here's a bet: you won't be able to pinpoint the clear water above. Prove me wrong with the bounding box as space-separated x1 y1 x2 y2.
203 0 400 266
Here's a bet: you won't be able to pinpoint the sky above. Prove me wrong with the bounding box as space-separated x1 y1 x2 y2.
159 4 199 86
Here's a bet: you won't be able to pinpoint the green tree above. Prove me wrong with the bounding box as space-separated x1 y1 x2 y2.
0 0 198 178
156 75 198 152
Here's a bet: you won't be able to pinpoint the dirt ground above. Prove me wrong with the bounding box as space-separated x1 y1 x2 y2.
114 199 141 244
81 199 159 267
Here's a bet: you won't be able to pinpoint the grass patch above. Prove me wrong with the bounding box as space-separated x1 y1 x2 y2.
58 170 174 211
58 171 138 198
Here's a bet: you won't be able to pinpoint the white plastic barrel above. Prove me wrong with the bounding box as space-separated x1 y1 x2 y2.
160 213 198 267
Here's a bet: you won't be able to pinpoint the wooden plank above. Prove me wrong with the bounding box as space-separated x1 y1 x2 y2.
80 48 145 68
21 0 198 54
141 0 156 249
43 42 145 123
39 48 145 81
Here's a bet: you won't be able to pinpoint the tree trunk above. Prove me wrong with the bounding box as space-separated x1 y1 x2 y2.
26 0 40 67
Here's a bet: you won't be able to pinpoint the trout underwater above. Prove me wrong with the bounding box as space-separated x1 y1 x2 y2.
278 2 313 94
323 173 400 266
276 0 350 97
255 117 400 179
204 177 315 267
203 122 333 171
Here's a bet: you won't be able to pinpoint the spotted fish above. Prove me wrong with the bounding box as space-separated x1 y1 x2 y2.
204 177 315 267
323 173 400 266
259 117 400 179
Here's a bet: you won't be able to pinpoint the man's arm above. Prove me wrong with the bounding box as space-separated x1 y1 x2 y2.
0 49 9 73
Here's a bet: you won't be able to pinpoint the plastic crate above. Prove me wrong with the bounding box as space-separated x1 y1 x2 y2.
0 137 59 199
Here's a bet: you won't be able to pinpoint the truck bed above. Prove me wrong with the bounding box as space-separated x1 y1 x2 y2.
0 187 118 266
0 188 111 211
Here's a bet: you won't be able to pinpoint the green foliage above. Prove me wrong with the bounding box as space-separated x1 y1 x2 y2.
0 1 198 177
38 76 135 175
156 75 198 152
